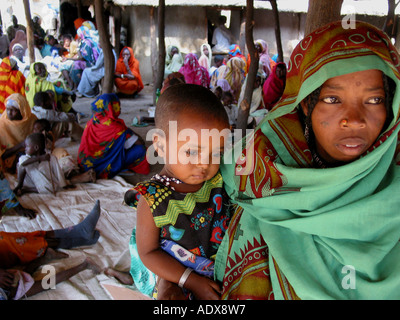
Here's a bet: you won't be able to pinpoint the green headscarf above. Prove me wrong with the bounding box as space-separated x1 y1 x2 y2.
25 62 56 108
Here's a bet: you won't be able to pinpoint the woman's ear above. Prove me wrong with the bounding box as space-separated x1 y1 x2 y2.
300 100 308 116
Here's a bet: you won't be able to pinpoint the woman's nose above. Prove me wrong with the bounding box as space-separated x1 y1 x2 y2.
340 103 366 128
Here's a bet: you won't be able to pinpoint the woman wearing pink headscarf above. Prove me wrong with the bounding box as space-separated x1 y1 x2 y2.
178 53 210 88
254 39 276 79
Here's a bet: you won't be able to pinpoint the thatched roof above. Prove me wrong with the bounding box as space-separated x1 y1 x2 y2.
111 0 388 16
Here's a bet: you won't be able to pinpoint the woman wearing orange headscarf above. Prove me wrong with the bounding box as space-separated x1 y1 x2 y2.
0 93 37 171
114 47 144 96
0 57 26 114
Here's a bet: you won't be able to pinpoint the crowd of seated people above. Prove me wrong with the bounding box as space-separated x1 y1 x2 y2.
0 13 289 301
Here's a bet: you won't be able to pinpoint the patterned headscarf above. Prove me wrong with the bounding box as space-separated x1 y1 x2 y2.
178 53 210 88
0 57 26 113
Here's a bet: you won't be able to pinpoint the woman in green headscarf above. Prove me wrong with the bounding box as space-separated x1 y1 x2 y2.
164 45 183 78
25 62 75 113
215 21 400 300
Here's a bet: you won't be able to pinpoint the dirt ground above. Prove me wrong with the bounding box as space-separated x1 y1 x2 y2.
71 84 163 185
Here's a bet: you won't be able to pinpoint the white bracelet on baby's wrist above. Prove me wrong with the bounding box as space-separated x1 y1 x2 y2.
178 268 193 288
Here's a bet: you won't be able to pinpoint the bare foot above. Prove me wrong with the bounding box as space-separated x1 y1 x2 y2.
14 204 37 219
84 257 102 275
87 168 97 183
104 267 134 285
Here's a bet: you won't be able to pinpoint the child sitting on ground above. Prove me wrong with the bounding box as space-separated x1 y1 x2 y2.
106 84 232 300
13 132 67 195
5 119 95 188
31 91 83 141
33 118 95 183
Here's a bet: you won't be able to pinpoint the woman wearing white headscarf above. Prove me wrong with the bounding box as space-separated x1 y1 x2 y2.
198 43 212 72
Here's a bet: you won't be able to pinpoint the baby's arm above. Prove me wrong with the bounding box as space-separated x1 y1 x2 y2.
136 197 220 300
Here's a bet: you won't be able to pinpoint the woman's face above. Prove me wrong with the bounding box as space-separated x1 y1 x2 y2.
203 46 209 56
302 69 388 164
12 46 24 60
6 106 22 121
122 48 131 60
34 63 47 77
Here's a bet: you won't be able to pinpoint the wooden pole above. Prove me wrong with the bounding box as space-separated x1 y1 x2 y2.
270 0 283 62
150 6 158 105
113 4 122 56
23 0 35 64
305 0 343 35
155 0 166 100
236 0 258 134
94 0 115 94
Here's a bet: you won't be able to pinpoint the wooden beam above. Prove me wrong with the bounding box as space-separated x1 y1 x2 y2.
236 0 258 134
23 0 35 64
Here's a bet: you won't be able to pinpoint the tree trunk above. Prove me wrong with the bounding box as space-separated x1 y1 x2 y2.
77 0 82 19
239 10 246 58
150 6 158 105
236 0 258 134
94 0 115 94
23 0 35 64
113 5 122 56
305 0 343 35
155 0 166 101
270 0 283 62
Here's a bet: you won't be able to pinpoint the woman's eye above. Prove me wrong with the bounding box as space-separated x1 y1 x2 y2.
321 96 340 104
366 97 384 104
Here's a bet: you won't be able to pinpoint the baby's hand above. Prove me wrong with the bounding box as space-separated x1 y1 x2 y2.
184 272 221 300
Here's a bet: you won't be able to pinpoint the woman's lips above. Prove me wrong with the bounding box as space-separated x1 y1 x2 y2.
335 137 366 155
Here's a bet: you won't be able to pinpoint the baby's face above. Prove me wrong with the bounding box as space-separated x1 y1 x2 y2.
159 111 230 188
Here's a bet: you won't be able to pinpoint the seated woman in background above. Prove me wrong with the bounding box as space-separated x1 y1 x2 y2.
222 57 246 103
25 62 75 112
114 46 144 97
0 94 37 172
178 53 210 88
262 62 287 111
75 47 109 99
68 23 101 90
0 57 26 114
164 45 183 78
77 93 150 179
198 43 212 72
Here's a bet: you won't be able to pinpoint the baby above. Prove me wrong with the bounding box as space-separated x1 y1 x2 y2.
125 84 232 300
